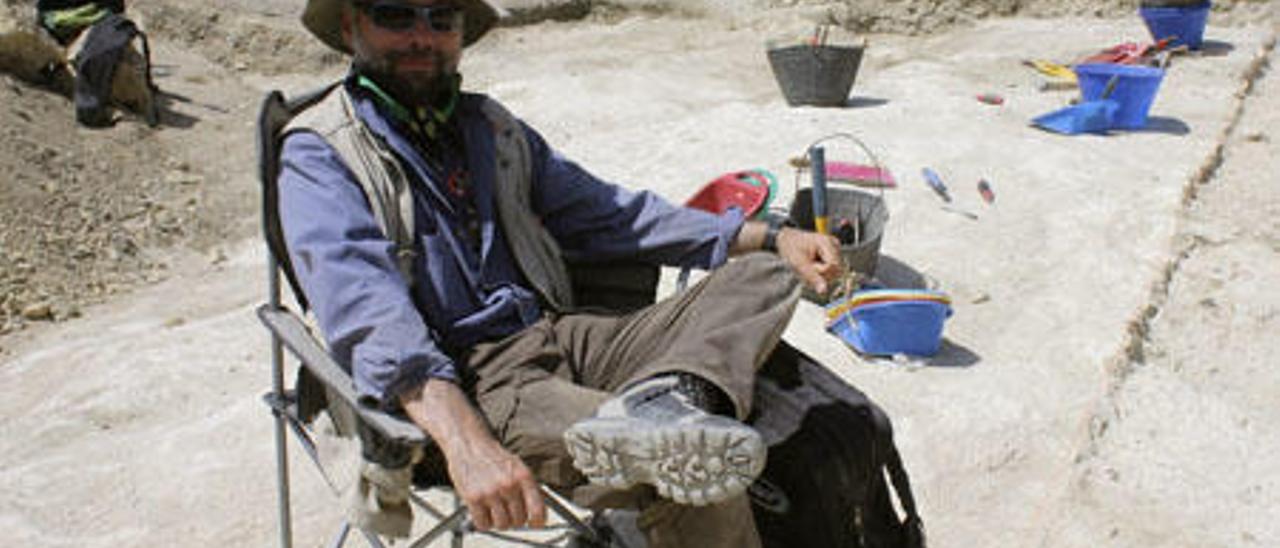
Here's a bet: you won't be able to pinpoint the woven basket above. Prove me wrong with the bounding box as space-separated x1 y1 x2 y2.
767 44 865 107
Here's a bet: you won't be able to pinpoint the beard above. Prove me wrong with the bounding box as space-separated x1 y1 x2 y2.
353 48 459 108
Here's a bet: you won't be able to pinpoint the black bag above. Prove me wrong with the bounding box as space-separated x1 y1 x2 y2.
749 342 925 548
72 12 152 127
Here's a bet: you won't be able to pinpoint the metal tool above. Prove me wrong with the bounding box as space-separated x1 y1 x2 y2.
976 93 1005 105
810 146 830 234
978 179 995 204
921 168 951 203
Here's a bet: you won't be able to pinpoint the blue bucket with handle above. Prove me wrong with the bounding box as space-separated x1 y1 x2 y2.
1075 64 1166 130
1140 1 1212 50
827 300 952 357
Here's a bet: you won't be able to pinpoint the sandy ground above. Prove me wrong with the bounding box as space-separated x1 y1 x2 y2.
1 3 1278 547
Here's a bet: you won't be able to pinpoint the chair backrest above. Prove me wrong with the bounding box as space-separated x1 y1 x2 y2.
257 85 340 312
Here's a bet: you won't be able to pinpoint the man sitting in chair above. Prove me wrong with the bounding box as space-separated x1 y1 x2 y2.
278 0 842 545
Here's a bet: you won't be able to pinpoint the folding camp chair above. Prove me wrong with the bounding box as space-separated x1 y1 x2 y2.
254 88 650 548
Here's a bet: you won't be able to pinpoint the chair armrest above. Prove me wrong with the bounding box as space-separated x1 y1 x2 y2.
257 304 427 446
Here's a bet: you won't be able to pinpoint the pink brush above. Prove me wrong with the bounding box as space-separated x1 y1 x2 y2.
826 162 896 189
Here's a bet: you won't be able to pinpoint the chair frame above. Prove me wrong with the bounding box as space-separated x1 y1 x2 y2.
255 84 617 548
261 252 603 548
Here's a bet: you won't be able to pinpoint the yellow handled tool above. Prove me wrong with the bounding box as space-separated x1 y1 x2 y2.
810 146 829 235
1023 59 1078 84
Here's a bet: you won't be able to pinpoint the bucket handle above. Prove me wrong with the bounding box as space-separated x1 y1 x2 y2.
1101 74 1121 100
789 132 889 199
788 132 890 299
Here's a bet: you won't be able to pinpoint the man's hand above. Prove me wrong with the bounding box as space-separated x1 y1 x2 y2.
443 427 545 531
731 220 844 293
400 380 547 531
775 227 843 294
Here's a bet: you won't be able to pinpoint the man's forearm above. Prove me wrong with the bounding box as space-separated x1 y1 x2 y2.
398 377 548 531
398 379 495 459
730 220 768 254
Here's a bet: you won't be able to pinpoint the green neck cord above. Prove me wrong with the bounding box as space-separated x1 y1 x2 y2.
356 74 460 140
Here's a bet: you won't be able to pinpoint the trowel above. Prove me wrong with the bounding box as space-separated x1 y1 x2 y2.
1031 74 1121 135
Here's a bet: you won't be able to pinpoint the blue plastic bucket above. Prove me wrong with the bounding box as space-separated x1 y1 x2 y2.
1075 64 1166 130
1140 1 1211 50
828 300 952 357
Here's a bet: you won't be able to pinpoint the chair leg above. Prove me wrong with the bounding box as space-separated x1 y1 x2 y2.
452 493 466 548
268 255 295 548
541 486 602 545
326 522 352 548
271 339 294 546
403 506 468 548
407 490 449 521
273 411 294 548
356 525 388 548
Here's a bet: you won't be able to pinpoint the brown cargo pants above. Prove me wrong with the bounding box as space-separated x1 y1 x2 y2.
462 252 801 548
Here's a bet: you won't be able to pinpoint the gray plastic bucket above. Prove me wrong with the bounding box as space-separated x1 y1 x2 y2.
789 187 888 303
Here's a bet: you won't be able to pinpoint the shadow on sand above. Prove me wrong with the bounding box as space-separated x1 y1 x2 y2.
1194 40 1235 58
844 96 890 109
1134 116 1191 136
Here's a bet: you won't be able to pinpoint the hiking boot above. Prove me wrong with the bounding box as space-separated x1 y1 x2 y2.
563 374 765 506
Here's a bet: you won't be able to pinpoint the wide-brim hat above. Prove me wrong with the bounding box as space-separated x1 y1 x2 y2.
302 0 507 52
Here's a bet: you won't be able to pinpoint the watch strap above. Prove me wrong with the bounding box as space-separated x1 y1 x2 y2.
762 214 792 252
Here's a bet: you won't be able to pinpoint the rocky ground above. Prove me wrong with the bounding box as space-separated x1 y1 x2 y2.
1 1 1277 547
0 0 381 333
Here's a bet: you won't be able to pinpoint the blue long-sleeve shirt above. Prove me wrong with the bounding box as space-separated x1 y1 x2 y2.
278 79 744 407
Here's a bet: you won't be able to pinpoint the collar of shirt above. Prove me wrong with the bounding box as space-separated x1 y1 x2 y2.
354 73 461 143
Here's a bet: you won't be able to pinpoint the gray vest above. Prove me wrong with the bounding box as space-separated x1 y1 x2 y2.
282 86 576 311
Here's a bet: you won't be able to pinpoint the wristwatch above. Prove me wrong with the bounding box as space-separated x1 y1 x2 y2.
762 214 794 253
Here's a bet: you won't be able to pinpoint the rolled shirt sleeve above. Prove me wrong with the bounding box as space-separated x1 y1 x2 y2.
278 131 459 407
522 124 745 270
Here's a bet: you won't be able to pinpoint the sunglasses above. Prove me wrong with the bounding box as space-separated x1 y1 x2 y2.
354 1 464 33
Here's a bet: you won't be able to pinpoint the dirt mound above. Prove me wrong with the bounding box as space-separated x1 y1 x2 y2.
0 74 200 333
132 1 344 76
0 1 281 334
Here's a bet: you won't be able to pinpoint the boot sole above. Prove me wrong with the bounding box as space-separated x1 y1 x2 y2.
563 416 765 506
